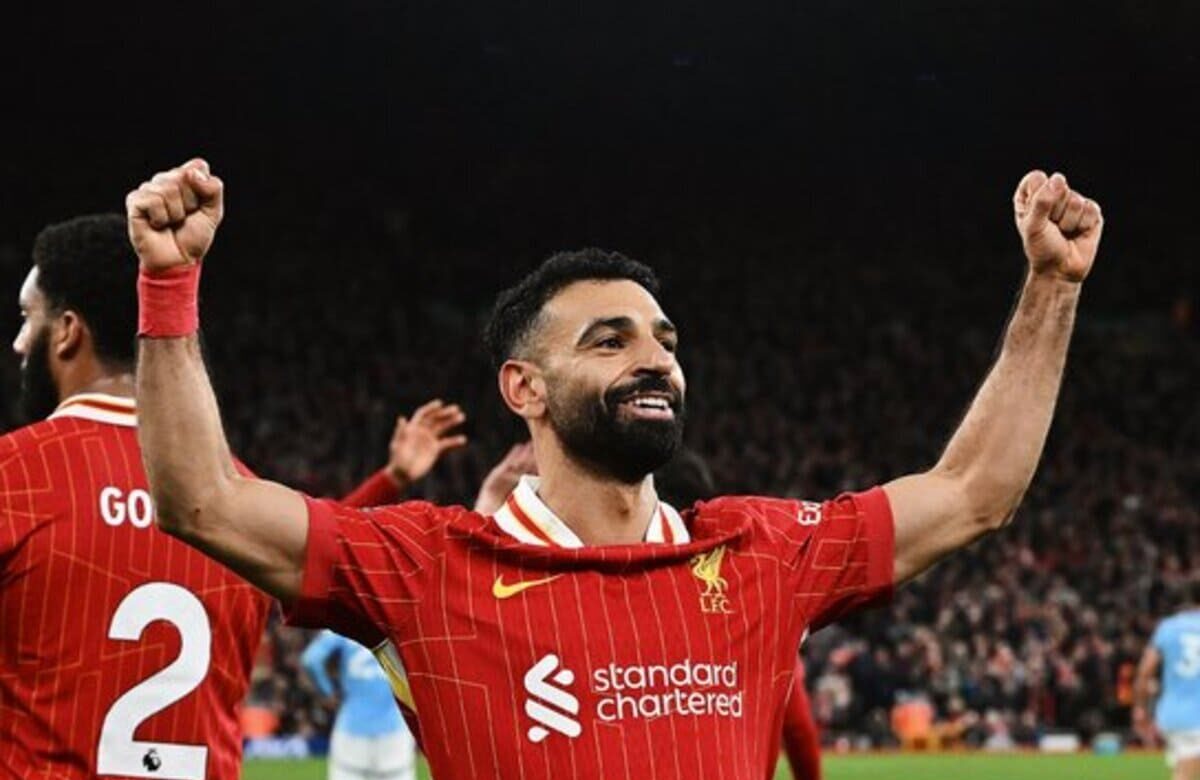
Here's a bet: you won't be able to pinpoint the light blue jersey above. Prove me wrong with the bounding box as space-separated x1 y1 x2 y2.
1153 610 1200 732
301 630 406 738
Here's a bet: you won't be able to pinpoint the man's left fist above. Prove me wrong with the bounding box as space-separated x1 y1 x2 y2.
1013 170 1104 283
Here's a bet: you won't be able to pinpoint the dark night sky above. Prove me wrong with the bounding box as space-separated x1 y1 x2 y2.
0 1 1196 304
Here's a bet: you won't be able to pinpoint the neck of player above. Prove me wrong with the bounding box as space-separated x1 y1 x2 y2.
534 438 660 546
60 369 136 403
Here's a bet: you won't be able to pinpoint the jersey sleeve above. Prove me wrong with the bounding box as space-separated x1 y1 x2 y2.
800 487 894 628
284 496 451 648
340 469 403 508
735 487 895 631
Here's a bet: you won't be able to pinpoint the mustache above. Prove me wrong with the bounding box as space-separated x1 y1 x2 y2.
605 374 683 410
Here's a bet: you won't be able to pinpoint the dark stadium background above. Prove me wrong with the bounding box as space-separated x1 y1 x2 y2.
1 0 1197 757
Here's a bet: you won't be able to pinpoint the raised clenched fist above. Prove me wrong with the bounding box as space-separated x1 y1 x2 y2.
1013 170 1104 283
126 158 224 272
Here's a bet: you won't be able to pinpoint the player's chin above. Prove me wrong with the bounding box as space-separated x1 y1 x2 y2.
616 419 683 460
614 408 683 436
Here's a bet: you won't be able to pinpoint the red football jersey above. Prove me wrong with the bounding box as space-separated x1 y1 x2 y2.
0 394 272 780
288 474 893 779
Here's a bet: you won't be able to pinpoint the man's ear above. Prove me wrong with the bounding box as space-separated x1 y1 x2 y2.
498 359 548 420
50 311 85 361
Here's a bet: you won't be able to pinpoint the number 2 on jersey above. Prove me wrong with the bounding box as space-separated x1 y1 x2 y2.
96 583 212 779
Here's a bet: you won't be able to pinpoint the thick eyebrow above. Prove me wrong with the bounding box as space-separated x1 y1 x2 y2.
575 316 678 346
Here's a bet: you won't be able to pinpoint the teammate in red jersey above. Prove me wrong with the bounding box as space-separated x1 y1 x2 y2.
0 214 466 778
341 398 468 508
0 214 262 780
127 159 1102 779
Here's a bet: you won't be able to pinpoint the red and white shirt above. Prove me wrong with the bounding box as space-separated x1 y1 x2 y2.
289 472 895 779
492 476 690 547
0 394 272 780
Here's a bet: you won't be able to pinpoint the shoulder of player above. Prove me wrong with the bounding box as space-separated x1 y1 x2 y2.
692 495 806 525
330 499 481 535
688 494 847 546
0 417 94 472
1155 612 1195 638
1166 611 1200 631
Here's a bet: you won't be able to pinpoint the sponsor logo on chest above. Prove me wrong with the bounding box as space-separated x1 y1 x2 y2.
522 653 743 743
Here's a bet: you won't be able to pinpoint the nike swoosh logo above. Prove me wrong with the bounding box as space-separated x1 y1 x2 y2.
493 574 562 599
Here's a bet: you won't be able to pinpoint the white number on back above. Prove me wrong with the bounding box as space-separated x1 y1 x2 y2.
96 583 211 779
1177 633 1200 679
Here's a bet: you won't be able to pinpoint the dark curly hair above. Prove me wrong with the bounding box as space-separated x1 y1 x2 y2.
483 248 660 369
32 214 137 370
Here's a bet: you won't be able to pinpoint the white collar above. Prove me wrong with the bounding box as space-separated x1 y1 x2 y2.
48 393 137 428
491 475 689 548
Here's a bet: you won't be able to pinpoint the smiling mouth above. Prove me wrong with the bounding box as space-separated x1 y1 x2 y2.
616 394 676 419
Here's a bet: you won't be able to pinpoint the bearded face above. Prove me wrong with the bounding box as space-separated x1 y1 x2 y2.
545 369 685 484
18 325 59 424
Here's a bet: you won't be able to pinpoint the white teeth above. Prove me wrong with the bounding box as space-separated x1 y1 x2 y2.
630 397 669 409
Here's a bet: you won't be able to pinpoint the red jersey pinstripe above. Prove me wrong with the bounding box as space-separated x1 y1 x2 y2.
0 395 271 780
288 476 893 779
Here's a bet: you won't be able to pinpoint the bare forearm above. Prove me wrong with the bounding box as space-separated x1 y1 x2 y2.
136 336 239 532
128 160 308 602
936 273 1080 525
1132 674 1151 712
886 171 1101 584
1132 649 1160 713
137 334 307 599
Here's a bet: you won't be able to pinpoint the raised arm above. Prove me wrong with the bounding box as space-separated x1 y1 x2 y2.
128 159 308 602
341 399 468 508
300 631 342 700
884 171 1104 583
1131 643 1161 742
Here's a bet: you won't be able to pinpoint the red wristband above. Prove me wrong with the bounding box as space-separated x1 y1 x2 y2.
138 265 201 337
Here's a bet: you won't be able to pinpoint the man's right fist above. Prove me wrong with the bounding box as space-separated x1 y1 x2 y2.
126 159 224 272
1012 170 1103 284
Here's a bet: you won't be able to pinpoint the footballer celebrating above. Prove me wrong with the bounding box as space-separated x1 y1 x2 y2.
127 159 1102 778
0 213 467 778
1133 581 1200 780
0 215 267 779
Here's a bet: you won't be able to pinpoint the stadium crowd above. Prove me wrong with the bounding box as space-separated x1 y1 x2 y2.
4 209 1197 749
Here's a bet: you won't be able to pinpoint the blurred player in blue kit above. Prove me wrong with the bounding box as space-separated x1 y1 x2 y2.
302 631 417 780
1135 581 1200 780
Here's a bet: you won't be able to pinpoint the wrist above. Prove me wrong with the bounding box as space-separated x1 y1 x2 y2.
385 466 412 489
1019 270 1083 313
138 264 201 337
1026 268 1084 293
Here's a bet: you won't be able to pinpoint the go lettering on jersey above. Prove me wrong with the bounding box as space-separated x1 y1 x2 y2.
99 486 155 529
